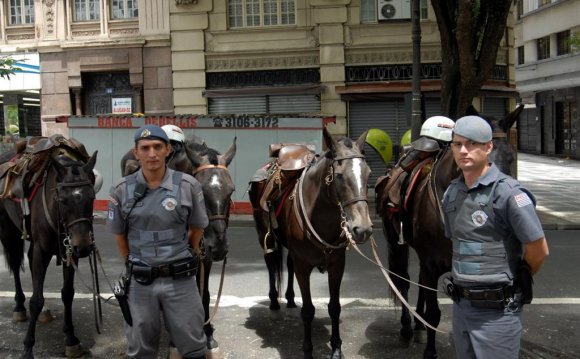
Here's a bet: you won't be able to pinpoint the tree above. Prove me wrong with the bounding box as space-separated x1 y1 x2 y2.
431 0 514 118
0 56 20 79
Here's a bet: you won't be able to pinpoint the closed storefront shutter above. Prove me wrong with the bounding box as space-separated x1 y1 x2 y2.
482 97 506 119
208 96 267 114
424 97 441 119
349 100 406 185
269 94 320 113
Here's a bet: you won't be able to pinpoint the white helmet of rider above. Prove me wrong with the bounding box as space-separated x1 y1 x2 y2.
420 116 455 142
161 124 185 143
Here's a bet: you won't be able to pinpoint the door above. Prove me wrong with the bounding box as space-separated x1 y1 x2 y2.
82 72 134 115
555 101 577 156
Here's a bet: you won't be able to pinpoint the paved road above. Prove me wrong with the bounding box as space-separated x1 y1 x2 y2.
0 225 578 359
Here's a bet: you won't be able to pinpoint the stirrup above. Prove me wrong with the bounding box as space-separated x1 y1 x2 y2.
263 231 277 254
397 222 405 245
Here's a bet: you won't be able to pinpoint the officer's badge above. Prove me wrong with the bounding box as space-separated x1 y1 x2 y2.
140 128 151 138
162 198 177 211
471 210 488 226
108 210 114 220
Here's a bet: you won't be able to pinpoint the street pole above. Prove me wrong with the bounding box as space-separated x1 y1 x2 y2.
410 0 422 141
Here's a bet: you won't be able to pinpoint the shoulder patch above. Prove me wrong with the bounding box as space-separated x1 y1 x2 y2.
514 193 532 208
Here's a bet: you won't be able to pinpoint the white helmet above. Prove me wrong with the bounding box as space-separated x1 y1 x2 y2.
420 116 455 142
161 124 185 143
92 169 103 193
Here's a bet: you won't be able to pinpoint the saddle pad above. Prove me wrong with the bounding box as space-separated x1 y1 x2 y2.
403 158 433 212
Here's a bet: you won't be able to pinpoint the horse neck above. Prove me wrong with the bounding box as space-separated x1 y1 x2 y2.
433 148 458 196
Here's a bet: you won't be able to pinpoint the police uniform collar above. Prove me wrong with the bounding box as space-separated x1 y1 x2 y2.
136 167 175 191
460 163 500 189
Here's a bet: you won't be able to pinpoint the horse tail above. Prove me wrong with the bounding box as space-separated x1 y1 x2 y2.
0 228 25 276
383 213 410 304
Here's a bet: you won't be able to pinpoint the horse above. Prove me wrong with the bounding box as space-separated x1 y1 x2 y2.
186 138 236 350
376 105 522 359
121 136 237 351
249 127 373 358
0 137 98 359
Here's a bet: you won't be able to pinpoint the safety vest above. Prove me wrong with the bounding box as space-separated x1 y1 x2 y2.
124 170 190 266
445 172 514 286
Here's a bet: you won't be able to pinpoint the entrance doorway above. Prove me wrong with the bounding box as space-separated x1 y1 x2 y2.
82 72 134 115
555 101 577 156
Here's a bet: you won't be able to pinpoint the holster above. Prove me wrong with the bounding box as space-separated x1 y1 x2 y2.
516 260 534 304
113 276 132 326
171 256 198 280
131 263 154 285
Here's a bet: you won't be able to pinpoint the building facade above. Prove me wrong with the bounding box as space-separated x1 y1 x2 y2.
514 0 580 159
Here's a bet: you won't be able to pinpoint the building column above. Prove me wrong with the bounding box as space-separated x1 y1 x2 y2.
133 86 143 114
71 88 82 115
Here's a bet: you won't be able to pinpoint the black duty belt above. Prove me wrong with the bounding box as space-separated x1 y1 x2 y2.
455 284 513 302
152 264 173 278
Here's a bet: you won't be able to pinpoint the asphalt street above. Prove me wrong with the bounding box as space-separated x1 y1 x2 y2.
0 225 578 359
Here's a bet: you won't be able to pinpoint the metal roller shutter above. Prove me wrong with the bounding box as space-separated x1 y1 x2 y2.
208 96 267 114
269 94 321 113
424 98 441 119
482 97 507 119
349 100 406 185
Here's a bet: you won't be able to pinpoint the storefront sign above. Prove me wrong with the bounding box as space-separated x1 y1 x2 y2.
112 98 132 114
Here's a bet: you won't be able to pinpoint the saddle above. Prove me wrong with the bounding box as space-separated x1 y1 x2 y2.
0 134 90 200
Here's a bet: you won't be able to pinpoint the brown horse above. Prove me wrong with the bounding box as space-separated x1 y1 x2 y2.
0 138 98 359
249 127 373 358
376 106 522 359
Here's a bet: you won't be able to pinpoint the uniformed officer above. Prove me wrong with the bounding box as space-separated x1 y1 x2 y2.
107 124 208 359
443 115 549 359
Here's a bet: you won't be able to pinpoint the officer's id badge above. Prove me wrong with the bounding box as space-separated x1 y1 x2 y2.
471 210 488 227
514 193 532 208
162 198 177 211
108 210 114 220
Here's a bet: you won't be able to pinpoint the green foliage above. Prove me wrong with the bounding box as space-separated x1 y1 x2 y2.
0 56 21 79
570 32 580 54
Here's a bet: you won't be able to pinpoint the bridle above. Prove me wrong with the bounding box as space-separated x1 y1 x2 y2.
192 164 232 223
297 153 369 250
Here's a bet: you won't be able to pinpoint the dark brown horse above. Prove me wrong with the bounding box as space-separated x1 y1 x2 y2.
0 139 98 359
249 127 373 358
187 138 236 350
376 106 522 359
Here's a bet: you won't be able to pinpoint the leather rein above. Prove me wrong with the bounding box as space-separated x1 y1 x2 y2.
296 154 367 251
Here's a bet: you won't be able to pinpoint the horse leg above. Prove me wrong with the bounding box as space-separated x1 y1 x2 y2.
61 260 86 358
327 251 346 359
420 270 442 359
13 270 28 322
294 261 315 359
20 247 52 359
413 281 427 344
285 253 297 308
202 260 219 350
264 249 282 311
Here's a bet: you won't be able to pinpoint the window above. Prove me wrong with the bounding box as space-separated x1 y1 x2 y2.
537 36 550 60
8 0 35 25
517 46 525 65
74 0 101 22
228 0 295 28
420 0 428 19
111 0 138 19
557 30 570 56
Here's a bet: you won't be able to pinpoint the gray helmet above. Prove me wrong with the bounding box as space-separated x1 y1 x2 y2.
453 115 492 143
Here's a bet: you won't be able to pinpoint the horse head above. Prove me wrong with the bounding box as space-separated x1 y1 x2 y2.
167 141 194 174
323 127 373 244
51 150 98 258
186 138 236 262
466 104 522 175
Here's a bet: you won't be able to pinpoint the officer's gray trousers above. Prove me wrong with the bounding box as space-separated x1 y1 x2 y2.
453 298 522 359
125 275 206 359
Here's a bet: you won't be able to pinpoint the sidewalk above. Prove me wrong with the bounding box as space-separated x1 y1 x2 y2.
94 152 580 230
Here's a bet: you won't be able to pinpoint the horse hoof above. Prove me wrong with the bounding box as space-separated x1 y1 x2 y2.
399 328 413 347
168 346 182 359
37 309 54 323
286 301 297 309
65 343 88 358
13 311 27 322
205 348 223 358
330 348 343 359
414 328 428 344
207 336 219 350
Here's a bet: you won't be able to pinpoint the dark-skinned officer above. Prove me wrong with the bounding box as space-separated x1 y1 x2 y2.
107 124 208 359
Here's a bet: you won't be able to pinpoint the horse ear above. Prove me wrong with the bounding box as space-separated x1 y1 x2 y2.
465 105 479 116
220 137 237 167
355 130 368 151
83 151 98 173
500 104 524 133
322 126 338 153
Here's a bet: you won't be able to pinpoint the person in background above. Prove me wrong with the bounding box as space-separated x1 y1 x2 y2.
443 115 549 359
107 124 208 359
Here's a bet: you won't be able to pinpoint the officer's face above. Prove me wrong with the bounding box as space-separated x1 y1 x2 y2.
451 134 493 173
133 139 172 172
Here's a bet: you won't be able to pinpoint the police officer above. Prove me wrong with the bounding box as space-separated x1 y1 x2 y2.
443 115 549 359
107 124 208 359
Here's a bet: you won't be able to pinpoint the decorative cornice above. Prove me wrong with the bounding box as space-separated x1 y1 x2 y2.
71 30 101 37
207 55 320 72
6 33 36 40
110 28 139 35
45 0 55 34
345 49 441 65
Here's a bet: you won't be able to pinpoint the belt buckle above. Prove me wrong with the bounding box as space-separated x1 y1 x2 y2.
462 288 470 299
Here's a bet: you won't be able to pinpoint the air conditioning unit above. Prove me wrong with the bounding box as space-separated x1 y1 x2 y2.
377 0 411 21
